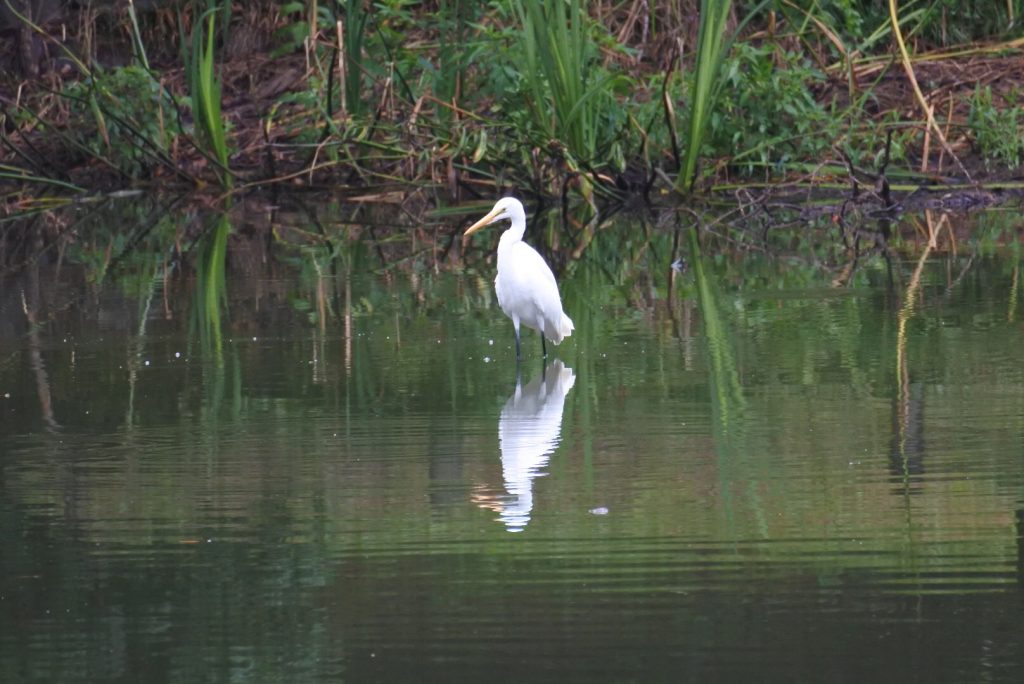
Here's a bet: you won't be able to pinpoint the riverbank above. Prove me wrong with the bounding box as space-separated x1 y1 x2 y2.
2 2 1024 213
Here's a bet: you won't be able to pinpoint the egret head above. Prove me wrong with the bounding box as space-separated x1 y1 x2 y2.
464 197 525 237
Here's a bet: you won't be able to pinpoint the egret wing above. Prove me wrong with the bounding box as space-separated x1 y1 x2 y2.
497 242 566 339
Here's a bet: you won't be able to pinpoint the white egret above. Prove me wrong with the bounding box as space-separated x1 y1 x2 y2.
464 197 574 359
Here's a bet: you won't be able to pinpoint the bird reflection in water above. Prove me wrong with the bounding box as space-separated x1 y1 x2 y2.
474 361 576 532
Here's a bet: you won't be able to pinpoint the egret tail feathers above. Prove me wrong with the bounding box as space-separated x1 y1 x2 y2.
549 313 575 345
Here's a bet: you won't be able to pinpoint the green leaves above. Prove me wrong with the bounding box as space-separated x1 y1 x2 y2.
677 0 771 192
61 65 183 178
968 86 1023 170
187 8 232 187
706 44 832 175
677 0 734 192
513 0 629 169
341 0 370 118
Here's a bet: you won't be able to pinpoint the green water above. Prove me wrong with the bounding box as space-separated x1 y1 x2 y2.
1 201 1023 681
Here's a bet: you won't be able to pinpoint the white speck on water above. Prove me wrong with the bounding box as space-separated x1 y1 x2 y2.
488 339 494 345
252 337 257 341
3 393 9 399
144 360 150 366
483 356 492 363
175 352 181 358
589 507 609 515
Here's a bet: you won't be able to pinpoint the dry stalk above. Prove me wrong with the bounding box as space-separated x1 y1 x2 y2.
936 92 955 174
888 0 971 181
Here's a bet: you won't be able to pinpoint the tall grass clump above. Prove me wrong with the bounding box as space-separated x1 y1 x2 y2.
513 0 628 169
677 0 768 192
186 7 232 187
677 0 734 192
432 0 481 119
339 0 370 118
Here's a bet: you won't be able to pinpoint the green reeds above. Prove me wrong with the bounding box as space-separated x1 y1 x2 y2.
186 7 232 187
0 165 85 193
340 0 370 118
125 0 151 70
514 0 626 168
433 0 478 120
678 0 734 192
677 0 768 193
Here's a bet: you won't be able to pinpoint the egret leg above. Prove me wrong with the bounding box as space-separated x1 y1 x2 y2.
541 335 548 359
514 325 522 359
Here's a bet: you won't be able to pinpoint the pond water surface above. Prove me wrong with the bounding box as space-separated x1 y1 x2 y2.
1 200 1023 682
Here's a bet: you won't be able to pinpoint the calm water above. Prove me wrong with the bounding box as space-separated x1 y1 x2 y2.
2 202 1023 682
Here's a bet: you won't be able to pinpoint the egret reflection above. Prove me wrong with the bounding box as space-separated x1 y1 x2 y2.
489 360 576 532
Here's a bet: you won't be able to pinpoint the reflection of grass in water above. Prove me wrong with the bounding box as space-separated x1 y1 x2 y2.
1010 246 1021 323
689 228 745 433
189 213 236 421
193 214 230 364
11 204 1024 576
689 227 769 538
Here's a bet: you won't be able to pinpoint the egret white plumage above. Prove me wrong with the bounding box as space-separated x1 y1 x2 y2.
464 197 574 359
497 360 576 531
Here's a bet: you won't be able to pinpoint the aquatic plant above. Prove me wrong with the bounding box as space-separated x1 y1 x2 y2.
677 0 735 192
512 0 629 170
186 7 232 187
677 0 771 191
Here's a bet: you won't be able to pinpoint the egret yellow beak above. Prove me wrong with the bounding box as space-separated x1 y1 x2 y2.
463 206 503 238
